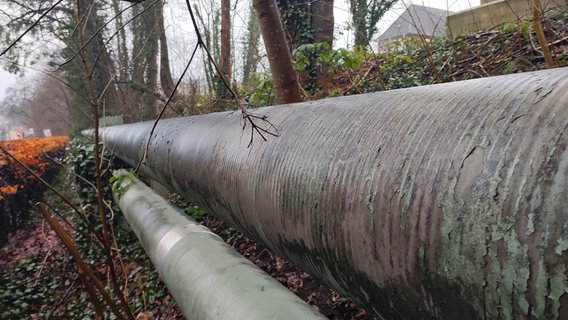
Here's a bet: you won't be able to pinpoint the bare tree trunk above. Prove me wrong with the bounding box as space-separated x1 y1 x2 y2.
350 0 397 48
252 0 301 104
242 5 261 87
220 0 232 86
310 0 335 88
157 0 175 97
80 0 118 115
194 3 218 94
113 0 129 81
531 0 554 68
311 0 334 47
130 1 160 121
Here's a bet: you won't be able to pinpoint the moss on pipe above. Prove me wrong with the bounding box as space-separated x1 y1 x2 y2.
103 68 568 319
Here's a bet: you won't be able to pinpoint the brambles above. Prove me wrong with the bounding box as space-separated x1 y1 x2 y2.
289 8 567 100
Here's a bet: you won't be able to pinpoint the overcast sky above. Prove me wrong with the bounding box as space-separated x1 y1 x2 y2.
0 0 478 104
0 69 17 100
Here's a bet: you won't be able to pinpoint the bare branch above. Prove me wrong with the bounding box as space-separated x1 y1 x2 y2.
55 1 139 71
0 0 64 58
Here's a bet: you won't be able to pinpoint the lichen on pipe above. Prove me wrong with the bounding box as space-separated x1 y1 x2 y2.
112 170 326 320
102 68 568 319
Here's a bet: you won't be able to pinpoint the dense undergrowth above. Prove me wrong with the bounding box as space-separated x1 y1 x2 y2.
0 137 182 318
0 8 567 319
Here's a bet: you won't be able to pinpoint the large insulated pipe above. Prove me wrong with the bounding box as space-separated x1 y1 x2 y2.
102 68 568 320
112 170 326 320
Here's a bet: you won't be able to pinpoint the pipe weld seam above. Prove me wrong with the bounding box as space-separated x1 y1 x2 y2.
154 223 217 271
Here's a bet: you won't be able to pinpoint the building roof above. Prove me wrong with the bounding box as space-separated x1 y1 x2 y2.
378 4 451 41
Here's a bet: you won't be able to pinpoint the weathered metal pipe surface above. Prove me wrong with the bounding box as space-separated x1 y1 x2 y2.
112 170 326 320
102 68 568 319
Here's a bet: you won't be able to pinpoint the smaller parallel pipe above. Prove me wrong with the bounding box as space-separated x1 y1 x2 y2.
112 170 325 320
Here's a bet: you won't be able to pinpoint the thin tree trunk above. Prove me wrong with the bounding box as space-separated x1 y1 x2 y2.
351 0 369 47
112 0 130 109
80 0 118 115
310 0 335 87
531 0 554 68
220 0 231 86
194 4 217 94
311 0 334 47
130 1 160 120
113 0 130 82
157 0 175 97
350 0 396 48
276 0 312 51
252 0 301 104
242 5 261 86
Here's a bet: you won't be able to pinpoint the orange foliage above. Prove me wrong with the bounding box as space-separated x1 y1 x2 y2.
0 185 17 197
0 136 69 201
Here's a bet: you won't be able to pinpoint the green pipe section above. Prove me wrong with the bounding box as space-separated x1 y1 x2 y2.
112 170 326 320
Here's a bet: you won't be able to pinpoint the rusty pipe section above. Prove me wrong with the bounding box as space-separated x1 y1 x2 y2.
112 170 326 320
102 68 568 320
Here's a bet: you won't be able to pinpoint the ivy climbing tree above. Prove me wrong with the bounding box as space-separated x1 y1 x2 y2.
276 0 335 51
350 0 397 48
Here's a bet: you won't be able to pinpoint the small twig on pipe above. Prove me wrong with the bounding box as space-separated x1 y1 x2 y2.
137 1 280 169
237 98 280 148
185 0 278 146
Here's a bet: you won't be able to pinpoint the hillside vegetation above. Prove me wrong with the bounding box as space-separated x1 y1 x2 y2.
292 8 568 101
